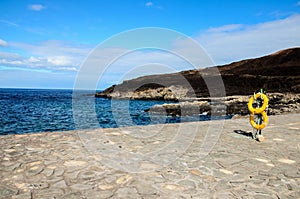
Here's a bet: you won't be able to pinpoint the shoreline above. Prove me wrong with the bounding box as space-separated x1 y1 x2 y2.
0 111 298 136
1 96 299 136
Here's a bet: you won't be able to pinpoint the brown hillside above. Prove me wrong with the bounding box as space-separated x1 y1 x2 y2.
97 48 300 99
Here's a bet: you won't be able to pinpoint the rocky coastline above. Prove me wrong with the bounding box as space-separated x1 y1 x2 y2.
96 48 300 117
145 93 300 117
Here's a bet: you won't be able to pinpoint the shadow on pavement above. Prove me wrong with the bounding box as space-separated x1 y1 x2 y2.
233 130 253 138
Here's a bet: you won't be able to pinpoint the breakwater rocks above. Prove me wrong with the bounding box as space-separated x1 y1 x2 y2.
145 93 300 117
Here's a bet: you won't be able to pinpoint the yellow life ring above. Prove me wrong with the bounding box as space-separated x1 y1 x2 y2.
248 93 268 114
250 111 269 130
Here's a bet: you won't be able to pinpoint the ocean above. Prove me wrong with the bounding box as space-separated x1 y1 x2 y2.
0 88 231 135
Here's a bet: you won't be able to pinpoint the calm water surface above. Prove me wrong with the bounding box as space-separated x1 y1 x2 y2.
0 88 231 135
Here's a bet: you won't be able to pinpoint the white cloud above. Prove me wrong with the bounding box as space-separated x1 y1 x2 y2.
207 24 244 33
197 14 300 65
0 53 78 72
47 56 72 66
0 20 19 27
0 38 8 47
12 40 90 57
145 1 162 9
0 41 91 72
28 4 45 11
145 2 153 7
28 56 39 63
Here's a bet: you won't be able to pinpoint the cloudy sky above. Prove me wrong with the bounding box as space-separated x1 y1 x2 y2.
1 0 300 89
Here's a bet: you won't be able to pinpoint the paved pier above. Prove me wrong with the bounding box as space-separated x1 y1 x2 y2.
1 114 299 198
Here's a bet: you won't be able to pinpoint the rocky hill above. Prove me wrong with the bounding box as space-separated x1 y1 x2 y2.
96 47 300 100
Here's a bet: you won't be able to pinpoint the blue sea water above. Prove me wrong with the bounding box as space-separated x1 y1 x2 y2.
0 88 231 135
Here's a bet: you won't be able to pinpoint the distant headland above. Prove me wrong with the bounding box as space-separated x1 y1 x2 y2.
96 48 300 116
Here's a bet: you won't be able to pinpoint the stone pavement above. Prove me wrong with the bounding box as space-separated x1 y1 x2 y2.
0 114 299 198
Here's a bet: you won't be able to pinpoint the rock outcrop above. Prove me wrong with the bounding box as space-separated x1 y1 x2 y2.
97 85 189 101
147 93 300 117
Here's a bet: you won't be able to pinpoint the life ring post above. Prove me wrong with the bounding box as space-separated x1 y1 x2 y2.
248 89 269 141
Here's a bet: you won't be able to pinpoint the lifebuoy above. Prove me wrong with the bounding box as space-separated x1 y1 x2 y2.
248 93 268 114
250 111 269 130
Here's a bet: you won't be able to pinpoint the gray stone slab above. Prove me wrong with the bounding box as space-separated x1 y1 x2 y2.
1 114 299 198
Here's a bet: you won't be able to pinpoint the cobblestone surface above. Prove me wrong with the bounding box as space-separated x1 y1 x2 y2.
1 114 299 198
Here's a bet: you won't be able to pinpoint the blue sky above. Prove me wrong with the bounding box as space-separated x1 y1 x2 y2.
1 0 300 89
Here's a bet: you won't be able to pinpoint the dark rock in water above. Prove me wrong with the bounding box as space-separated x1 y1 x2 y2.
146 93 300 117
96 48 300 101
146 101 211 117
